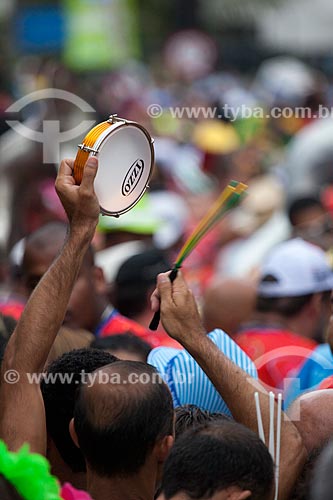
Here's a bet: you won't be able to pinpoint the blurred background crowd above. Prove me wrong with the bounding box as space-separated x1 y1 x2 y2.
2 1 333 499
2 0 333 292
1 0 333 387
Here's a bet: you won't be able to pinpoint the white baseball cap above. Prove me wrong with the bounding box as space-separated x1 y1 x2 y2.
258 238 333 297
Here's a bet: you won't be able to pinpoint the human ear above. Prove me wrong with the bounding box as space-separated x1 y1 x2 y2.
69 418 79 448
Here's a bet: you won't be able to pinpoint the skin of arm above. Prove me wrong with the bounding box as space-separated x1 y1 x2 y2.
0 157 100 454
152 271 307 500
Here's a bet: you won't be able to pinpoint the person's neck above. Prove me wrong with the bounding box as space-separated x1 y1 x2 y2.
47 440 86 490
131 310 151 329
251 312 313 338
95 301 114 327
87 465 157 500
245 312 292 331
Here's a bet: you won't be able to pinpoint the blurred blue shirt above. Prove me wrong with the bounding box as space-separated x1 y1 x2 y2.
284 343 333 409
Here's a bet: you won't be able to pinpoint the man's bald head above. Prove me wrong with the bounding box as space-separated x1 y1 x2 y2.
288 389 333 453
22 222 95 297
73 361 174 477
24 221 68 262
203 277 256 335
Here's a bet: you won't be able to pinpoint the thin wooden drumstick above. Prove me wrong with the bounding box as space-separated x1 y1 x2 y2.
254 392 265 443
274 393 282 500
269 391 275 459
149 181 247 330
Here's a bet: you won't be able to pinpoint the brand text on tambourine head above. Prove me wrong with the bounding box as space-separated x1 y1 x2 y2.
122 158 145 196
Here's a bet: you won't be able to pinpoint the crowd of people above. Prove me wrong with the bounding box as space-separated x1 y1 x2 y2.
1 50 333 500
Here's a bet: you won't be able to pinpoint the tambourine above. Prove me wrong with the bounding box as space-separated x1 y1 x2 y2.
73 115 154 217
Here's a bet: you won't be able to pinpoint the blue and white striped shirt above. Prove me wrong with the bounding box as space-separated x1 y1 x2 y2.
148 329 258 416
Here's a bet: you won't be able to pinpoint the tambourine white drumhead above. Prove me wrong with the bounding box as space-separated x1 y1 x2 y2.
93 124 153 216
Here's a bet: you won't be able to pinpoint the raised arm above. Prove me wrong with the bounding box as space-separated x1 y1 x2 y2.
153 272 307 500
0 157 99 454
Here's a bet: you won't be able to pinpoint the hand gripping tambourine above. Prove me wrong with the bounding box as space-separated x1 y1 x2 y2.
73 115 154 217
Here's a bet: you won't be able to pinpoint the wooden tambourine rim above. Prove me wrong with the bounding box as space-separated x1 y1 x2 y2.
73 118 155 217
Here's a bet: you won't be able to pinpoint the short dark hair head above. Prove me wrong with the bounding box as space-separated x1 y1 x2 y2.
161 421 274 500
257 273 332 317
288 195 323 226
41 348 118 473
257 294 314 317
74 360 174 477
175 405 231 440
90 333 152 362
114 248 170 317
257 274 314 317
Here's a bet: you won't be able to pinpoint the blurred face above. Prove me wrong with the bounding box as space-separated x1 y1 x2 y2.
293 206 325 230
23 245 107 332
293 208 333 251
23 245 56 294
65 263 106 331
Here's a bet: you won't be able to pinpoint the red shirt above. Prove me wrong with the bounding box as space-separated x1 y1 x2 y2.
235 326 317 390
0 299 25 321
318 375 333 390
95 308 180 349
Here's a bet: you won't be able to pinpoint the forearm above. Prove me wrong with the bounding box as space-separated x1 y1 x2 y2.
157 270 306 500
180 334 262 424
181 333 306 500
0 157 100 454
3 224 96 374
